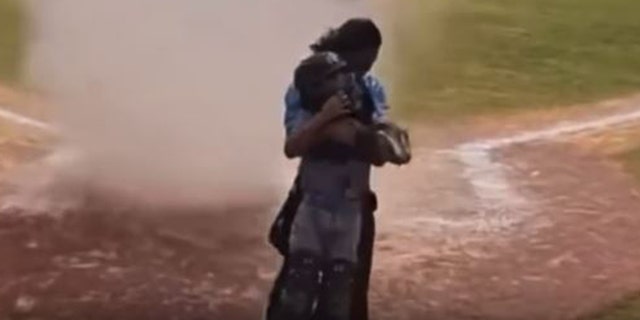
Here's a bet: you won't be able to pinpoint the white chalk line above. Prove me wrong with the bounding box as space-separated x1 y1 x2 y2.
3 104 640 226
464 108 640 150
0 106 73 214
0 106 57 133
448 107 640 226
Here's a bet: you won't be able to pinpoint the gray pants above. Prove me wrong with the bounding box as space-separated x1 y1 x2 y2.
289 198 362 263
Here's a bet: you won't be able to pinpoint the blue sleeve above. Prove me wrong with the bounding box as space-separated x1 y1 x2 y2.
364 74 390 123
284 85 311 136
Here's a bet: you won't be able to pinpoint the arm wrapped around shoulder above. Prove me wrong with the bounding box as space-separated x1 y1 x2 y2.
355 122 412 166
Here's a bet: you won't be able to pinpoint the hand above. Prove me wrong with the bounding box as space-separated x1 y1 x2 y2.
318 93 353 123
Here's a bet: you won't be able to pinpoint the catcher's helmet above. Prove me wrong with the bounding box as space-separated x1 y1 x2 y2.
294 52 363 114
294 52 346 89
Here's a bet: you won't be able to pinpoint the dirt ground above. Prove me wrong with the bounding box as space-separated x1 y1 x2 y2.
0 203 278 320
2 94 640 319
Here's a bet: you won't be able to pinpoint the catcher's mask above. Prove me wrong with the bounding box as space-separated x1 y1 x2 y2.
294 52 364 114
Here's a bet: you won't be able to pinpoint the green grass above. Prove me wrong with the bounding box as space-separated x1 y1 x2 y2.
582 293 640 320
388 0 640 120
0 0 25 84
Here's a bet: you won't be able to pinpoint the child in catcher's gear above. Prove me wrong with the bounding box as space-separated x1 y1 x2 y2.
267 18 409 320
268 52 367 320
267 51 410 320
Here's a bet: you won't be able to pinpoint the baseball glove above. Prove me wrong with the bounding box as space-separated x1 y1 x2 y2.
374 122 411 166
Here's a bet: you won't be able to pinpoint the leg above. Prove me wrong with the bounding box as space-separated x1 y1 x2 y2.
269 201 323 320
269 252 321 320
352 207 374 320
265 257 289 320
316 201 362 320
352 191 377 320
266 178 303 319
317 259 357 320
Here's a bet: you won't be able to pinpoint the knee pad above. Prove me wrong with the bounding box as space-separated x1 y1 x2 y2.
316 259 357 320
269 252 321 320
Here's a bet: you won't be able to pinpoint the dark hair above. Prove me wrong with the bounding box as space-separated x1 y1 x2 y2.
311 18 382 53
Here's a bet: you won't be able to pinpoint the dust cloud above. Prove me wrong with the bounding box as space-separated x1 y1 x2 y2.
22 0 374 210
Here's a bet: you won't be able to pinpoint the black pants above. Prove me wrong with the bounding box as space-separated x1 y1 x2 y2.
352 198 375 320
266 180 377 320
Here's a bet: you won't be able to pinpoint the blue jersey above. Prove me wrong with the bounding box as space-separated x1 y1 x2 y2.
284 74 389 136
283 74 390 210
